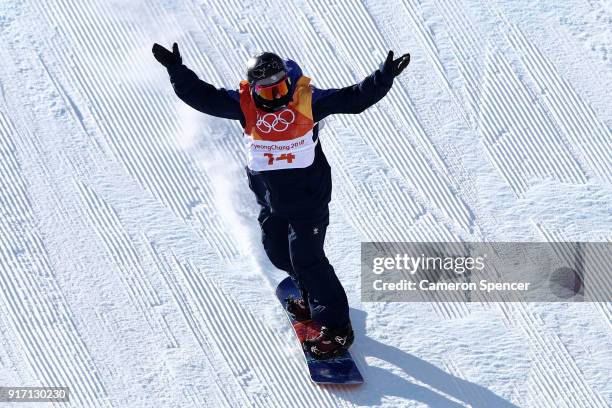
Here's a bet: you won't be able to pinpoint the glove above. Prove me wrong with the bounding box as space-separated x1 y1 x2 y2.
152 42 182 68
382 50 410 77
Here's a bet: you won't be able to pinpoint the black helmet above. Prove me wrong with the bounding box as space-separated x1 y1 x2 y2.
247 52 292 111
246 52 286 84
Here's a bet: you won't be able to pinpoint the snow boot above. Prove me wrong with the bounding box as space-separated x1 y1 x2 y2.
302 323 354 360
285 296 311 321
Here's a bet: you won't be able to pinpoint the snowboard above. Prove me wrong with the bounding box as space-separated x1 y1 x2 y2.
275 277 364 385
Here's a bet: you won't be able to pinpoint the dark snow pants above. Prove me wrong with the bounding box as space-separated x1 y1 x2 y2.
258 207 350 328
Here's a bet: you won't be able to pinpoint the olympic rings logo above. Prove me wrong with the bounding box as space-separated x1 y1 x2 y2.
255 109 296 133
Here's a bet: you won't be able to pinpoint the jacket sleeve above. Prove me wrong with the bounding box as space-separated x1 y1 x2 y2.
167 64 244 123
311 68 394 122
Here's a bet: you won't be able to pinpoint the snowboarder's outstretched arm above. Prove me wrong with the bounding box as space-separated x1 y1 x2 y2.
153 43 243 122
312 51 410 122
169 64 243 121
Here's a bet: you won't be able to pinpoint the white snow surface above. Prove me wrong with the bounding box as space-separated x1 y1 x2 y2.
0 0 611 407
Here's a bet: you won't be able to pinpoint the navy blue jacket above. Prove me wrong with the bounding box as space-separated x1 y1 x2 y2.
168 60 394 221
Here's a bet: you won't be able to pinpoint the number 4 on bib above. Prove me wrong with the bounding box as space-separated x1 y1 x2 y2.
277 153 295 163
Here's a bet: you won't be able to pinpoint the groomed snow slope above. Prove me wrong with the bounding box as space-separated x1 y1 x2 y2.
0 0 610 407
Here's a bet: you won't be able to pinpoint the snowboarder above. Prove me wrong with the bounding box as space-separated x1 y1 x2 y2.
153 43 410 359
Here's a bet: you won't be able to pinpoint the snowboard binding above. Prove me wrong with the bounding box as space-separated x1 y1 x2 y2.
284 296 311 321
302 324 354 360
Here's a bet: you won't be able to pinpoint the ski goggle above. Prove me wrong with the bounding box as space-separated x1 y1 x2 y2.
254 77 290 100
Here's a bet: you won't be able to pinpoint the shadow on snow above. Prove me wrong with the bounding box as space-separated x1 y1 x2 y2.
326 308 519 408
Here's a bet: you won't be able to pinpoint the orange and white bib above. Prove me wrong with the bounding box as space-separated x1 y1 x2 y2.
239 76 316 171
